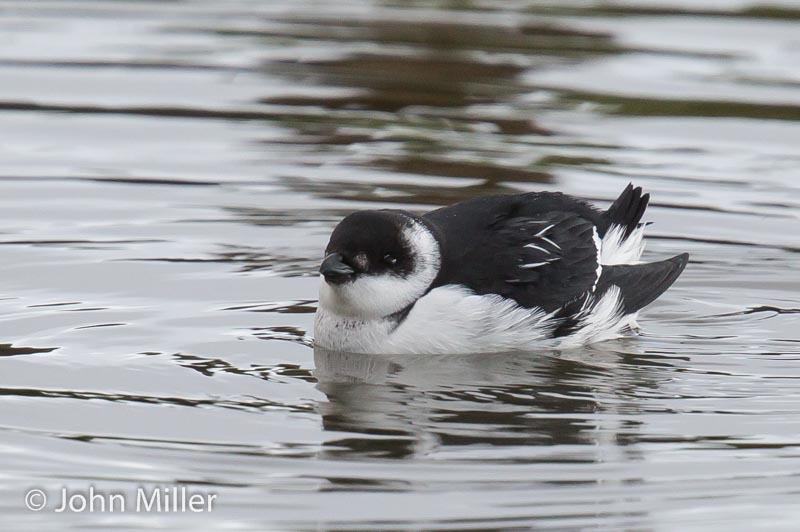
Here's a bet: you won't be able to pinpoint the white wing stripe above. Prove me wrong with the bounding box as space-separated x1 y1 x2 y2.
520 257 560 269
539 236 561 249
591 227 602 292
523 243 550 254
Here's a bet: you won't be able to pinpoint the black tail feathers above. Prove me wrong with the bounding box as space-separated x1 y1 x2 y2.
605 183 650 238
551 253 688 338
597 253 689 314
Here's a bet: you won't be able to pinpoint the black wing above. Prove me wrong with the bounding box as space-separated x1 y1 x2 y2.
423 193 601 312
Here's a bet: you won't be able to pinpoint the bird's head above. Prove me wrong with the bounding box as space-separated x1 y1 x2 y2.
318 210 440 319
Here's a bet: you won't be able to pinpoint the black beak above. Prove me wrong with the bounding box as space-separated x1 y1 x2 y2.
319 252 355 285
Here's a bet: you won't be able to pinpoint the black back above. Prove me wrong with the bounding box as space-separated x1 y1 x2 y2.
423 193 605 312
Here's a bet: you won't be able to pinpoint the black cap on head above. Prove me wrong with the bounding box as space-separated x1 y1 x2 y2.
321 210 415 283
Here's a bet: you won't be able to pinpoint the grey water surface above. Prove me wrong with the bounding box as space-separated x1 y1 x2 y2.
1 0 799 530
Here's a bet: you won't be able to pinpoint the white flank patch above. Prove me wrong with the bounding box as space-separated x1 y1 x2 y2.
556 285 627 348
317 216 440 320
601 224 646 265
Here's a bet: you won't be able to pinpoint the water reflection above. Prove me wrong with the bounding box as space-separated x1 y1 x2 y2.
313 345 667 460
275 173 550 206
257 14 616 117
251 11 617 198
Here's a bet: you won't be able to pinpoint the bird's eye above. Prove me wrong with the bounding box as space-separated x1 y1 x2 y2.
352 252 369 271
383 254 397 265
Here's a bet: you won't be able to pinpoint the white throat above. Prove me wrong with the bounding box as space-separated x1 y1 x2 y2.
318 216 440 320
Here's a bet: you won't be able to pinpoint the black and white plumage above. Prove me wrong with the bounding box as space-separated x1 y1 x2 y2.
315 184 688 354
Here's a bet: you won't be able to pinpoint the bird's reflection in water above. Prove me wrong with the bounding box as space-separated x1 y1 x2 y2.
313 344 672 460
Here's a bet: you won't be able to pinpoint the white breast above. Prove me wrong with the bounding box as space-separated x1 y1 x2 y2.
315 285 551 354
315 283 635 355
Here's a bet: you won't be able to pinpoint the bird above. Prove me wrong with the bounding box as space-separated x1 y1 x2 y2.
314 183 688 354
